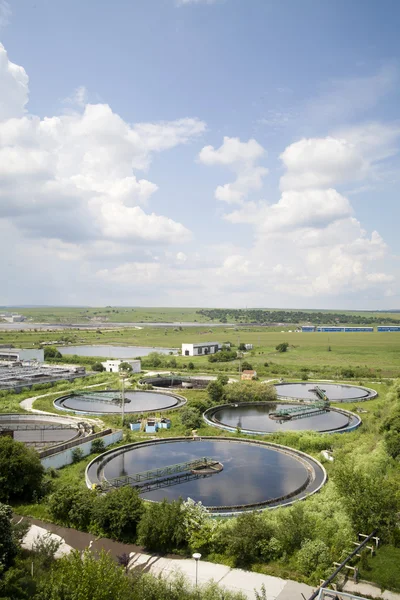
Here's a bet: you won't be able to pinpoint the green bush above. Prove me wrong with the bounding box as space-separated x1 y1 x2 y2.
71 448 84 464
91 438 105 454
0 437 44 503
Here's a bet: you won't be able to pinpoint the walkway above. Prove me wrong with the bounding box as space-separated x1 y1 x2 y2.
15 515 313 599
17 516 400 600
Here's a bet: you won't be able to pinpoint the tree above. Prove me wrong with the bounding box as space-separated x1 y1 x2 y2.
92 362 105 372
43 346 62 360
119 362 133 372
207 381 225 404
137 499 187 553
91 438 105 454
217 374 229 386
238 343 246 352
241 361 253 371
188 361 195 370
296 539 331 578
0 437 44 503
180 407 202 429
224 381 277 404
48 485 96 530
333 461 400 541
0 503 18 573
275 342 289 353
92 486 144 542
36 549 134 600
223 512 273 567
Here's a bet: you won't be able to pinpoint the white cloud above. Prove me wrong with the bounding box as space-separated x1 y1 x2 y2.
63 85 88 108
198 136 268 204
279 137 367 191
0 43 29 119
0 47 204 248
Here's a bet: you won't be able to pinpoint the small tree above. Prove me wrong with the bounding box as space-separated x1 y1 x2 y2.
241 360 253 371
180 407 202 429
44 346 62 360
119 362 133 372
0 437 44 503
71 447 84 464
137 499 187 553
0 503 18 572
92 487 144 542
188 361 195 370
92 362 105 372
207 381 225 404
91 438 105 454
275 342 289 353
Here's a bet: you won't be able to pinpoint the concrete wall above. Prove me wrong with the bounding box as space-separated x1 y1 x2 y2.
41 430 123 469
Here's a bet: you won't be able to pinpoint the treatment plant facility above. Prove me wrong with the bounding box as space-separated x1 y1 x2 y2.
0 413 90 450
0 361 87 391
85 437 326 515
274 382 377 402
203 402 361 435
54 389 186 415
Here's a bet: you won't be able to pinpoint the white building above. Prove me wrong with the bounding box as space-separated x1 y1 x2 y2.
244 343 253 350
0 313 25 323
101 359 141 373
0 348 44 362
181 342 223 357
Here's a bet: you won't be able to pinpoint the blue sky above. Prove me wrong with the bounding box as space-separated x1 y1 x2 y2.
1 0 400 308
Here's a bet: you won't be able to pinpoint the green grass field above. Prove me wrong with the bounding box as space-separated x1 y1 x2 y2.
2 305 400 324
1 326 400 376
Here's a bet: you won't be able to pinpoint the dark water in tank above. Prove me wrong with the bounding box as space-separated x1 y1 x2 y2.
213 403 350 433
102 439 310 507
59 391 179 413
275 383 369 401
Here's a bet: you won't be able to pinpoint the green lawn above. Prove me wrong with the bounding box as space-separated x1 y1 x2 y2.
360 545 400 592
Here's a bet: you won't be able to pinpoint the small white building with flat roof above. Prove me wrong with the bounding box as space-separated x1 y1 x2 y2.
101 359 141 373
181 342 224 357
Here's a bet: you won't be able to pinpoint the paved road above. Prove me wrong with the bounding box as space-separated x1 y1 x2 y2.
16 516 314 600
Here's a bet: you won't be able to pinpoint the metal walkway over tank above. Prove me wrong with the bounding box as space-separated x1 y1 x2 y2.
100 457 223 492
270 386 330 422
71 391 125 405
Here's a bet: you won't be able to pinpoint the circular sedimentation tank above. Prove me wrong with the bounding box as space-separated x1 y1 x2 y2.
54 389 186 415
204 402 361 435
85 437 326 514
274 382 377 402
0 413 82 449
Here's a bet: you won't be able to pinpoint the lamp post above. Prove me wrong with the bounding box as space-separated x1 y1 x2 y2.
192 552 201 588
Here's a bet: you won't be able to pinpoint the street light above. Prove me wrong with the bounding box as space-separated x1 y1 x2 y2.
192 552 201 587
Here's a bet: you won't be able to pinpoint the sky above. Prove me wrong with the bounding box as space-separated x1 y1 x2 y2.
1 0 400 309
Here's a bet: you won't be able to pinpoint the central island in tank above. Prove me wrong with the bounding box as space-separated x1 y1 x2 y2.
86 437 326 514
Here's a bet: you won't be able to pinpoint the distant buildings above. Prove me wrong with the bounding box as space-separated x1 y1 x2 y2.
241 369 257 380
301 326 374 332
182 342 224 356
0 313 25 323
244 343 253 350
101 359 141 373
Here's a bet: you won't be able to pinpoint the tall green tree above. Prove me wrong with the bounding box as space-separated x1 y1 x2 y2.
137 499 187 553
92 486 144 542
0 437 44 503
0 503 18 573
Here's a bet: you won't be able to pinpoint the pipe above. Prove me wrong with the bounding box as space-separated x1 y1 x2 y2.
308 529 378 600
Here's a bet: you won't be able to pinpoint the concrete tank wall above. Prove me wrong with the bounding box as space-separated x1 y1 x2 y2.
41 430 123 469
